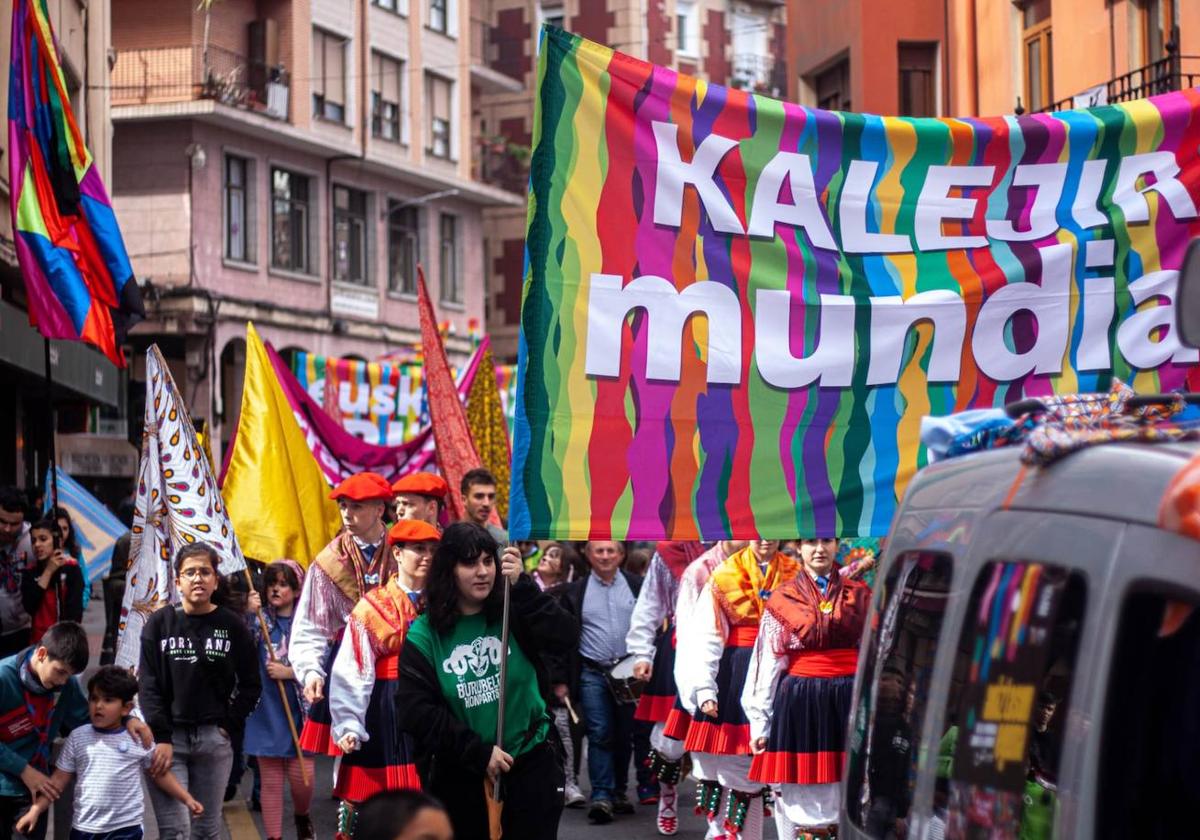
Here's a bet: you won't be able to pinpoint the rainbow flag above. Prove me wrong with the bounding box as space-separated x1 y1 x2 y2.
8 0 142 367
510 27 1200 541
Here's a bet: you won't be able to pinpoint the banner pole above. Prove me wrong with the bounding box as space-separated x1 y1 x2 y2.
43 338 59 509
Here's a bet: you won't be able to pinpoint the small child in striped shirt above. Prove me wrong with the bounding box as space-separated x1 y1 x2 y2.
16 666 202 840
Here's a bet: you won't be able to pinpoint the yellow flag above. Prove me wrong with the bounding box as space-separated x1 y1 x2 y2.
222 323 340 567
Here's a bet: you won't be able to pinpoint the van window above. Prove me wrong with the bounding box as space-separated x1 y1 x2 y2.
845 551 953 837
1098 590 1200 838
940 562 1086 840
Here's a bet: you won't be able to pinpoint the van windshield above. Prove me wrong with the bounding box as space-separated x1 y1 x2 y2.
845 551 953 837
939 562 1086 840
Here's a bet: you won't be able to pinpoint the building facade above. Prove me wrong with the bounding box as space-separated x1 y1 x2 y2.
785 0 948 116
949 0 1199 116
110 0 521 461
473 0 788 361
0 0 132 496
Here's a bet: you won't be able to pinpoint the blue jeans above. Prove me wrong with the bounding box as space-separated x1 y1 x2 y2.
579 667 635 803
147 725 233 840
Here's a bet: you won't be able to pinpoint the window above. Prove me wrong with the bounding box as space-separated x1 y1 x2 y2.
1022 0 1052 112
270 167 310 272
1099 587 1200 836
333 185 369 284
815 57 851 111
387 203 420 295
224 155 253 263
539 2 564 30
898 43 938 117
941 561 1086 837
439 213 459 303
429 0 449 33
373 0 408 13
372 52 403 142
426 74 453 159
845 552 953 836
1139 0 1172 63
676 1 698 56
312 29 347 122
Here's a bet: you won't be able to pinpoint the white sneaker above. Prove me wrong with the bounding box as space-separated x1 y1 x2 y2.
564 783 587 808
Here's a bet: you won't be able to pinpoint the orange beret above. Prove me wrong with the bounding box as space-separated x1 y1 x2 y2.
329 472 394 502
391 472 449 500
387 519 442 545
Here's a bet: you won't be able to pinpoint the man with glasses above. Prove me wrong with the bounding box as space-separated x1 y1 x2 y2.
0 488 33 657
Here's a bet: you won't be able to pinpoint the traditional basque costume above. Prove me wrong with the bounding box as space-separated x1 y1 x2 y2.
670 541 735 838
684 546 799 840
743 569 869 834
290 473 396 756
625 541 704 835
329 577 423 802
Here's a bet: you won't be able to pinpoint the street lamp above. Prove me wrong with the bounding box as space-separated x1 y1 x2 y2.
380 188 460 219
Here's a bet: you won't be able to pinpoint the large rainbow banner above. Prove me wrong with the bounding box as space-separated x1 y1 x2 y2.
510 27 1200 541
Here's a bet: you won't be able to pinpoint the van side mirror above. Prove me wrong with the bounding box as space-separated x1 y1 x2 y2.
1176 238 1200 349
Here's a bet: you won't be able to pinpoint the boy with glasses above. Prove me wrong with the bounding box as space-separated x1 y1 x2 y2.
139 543 262 838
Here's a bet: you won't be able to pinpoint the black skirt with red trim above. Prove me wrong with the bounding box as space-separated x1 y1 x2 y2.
749 673 854 785
635 623 678 723
333 653 422 803
298 640 341 756
662 697 692 741
683 645 753 755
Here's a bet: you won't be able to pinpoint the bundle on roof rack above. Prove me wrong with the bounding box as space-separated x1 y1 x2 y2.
920 381 1200 467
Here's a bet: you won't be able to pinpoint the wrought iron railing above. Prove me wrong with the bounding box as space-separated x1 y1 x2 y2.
1037 50 1200 113
111 44 290 119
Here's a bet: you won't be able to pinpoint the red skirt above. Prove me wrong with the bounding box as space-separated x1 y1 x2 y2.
634 623 678 723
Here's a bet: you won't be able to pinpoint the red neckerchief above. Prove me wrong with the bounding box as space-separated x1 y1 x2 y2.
765 572 870 651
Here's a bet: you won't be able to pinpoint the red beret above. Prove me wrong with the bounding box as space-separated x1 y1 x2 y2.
329 472 394 502
387 519 441 545
391 472 449 500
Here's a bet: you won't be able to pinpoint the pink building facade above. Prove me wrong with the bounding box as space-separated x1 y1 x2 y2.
111 0 520 460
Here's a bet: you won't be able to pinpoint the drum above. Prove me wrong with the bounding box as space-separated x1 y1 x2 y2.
606 655 646 705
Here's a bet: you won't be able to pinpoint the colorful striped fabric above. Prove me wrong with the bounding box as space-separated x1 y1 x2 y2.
8 0 142 366
510 27 1200 540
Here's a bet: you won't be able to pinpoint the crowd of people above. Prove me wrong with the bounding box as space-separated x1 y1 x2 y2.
0 470 878 840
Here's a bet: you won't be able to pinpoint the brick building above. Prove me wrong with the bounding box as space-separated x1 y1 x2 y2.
110 0 521 462
473 0 788 361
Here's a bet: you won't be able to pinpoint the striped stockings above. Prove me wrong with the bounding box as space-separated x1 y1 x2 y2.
257 755 315 838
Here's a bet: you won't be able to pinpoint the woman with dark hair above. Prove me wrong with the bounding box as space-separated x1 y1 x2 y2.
22 518 84 644
396 523 578 840
48 506 90 610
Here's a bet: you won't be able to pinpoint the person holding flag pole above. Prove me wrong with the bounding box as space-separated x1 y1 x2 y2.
396 523 577 839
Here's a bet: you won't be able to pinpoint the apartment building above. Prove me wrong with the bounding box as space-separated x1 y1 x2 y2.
473 0 788 361
110 0 521 460
949 0 1198 116
0 0 131 492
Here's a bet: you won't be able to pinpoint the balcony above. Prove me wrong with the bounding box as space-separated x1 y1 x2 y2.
111 44 290 120
474 134 529 195
1038 50 1200 113
731 54 787 99
469 16 524 95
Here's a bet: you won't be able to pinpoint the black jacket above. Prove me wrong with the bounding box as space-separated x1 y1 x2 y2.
395 574 579 779
554 570 643 702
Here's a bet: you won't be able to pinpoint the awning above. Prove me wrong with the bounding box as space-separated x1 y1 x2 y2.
0 299 119 407
56 434 138 478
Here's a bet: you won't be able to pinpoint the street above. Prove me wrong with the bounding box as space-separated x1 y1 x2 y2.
75 587 773 839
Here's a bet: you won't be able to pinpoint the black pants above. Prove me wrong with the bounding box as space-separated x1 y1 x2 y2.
0 794 46 840
431 741 564 840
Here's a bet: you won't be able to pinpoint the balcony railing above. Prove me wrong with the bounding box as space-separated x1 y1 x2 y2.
1038 50 1200 113
474 135 529 195
731 54 787 99
111 44 290 120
